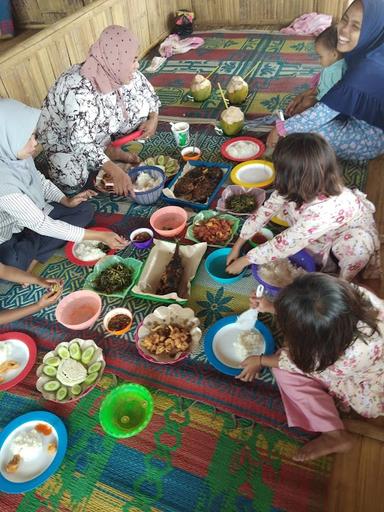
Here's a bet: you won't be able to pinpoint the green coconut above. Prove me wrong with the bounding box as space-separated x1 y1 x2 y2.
219 106 245 136
190 74 212 102
227 75 249 105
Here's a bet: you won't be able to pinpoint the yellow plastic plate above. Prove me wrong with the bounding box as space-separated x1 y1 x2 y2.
230 160 275 188
270 216 289 227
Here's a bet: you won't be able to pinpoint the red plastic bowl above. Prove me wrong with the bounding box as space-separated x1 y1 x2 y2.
65 227 116 266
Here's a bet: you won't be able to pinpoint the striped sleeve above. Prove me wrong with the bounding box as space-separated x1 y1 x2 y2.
0 193 84 242
38 172 66 203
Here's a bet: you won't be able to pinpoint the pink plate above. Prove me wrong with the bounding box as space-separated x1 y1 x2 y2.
134 323 188 365
65 227 116 267
221 136 265 162
0 332 37 391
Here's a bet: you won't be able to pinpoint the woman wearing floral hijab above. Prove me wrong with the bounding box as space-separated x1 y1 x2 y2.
37 25 161 195
267 0 384 162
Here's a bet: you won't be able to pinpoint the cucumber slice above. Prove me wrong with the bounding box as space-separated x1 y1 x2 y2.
69 342 81 361
45 356 60 367
71 384 82 396
84 372 99 386
56 386 68 401
43 380 61 392
157 155 165 165
81 346 95 365
57 346 70 359
88 362 102 374
146 157 155 166
43 365 57 377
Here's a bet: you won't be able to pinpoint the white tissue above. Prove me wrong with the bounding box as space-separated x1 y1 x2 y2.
235 308 259 331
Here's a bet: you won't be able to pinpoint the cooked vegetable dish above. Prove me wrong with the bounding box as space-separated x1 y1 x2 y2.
225 193 258 213
93 263 133 293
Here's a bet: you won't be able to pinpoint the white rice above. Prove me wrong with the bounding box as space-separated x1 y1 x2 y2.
73 240 107 262
11 429 43 461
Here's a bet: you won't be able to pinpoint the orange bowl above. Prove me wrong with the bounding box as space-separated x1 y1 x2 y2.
55 290 102 330
103 308 133 335
150 206 188 237
181 146 202 161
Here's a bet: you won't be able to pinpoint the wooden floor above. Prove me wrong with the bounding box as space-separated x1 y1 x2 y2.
326 157 384 512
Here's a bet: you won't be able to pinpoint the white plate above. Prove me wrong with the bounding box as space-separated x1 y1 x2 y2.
212 324 265 369
236 162 273 184
0 339 30 384
0 420 58 483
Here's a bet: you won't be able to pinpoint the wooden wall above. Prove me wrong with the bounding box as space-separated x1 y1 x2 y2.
0 0 191 107
11 0 95 28
191 0 348 27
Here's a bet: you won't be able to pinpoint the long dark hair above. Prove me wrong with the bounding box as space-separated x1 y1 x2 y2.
274 273 380 373
273 133 344 207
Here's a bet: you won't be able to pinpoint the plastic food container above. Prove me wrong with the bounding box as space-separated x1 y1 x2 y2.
128 166 166 205
205 248 246 284
129 228 154 249
181 146 202 161
55 290 102 330
150 206 188 237
103 308 133 336
252 249 316 298
99 383 154 438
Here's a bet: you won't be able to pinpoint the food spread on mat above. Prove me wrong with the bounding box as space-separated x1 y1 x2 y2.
107 314 131 332
233 330 264 359
143 155 179 177
133 171 162 192
225 193 258 213
141 324 191 357
92 263 133 294
258 258 306 287
193 217 233 245
36 339 105 402
157 245 184 295
73 240 109 262
173 166 223 203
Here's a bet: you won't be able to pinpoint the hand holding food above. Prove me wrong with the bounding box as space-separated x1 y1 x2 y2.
97 231 128 250
37 287 62 308
249 293 275 314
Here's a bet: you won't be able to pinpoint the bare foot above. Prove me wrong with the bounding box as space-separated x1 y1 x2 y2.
293 430 353 462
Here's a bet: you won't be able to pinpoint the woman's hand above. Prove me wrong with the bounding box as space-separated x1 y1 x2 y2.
266 127 280 149
105 145 141 165
37 277 64 290
98 231 128 250
37 287 62 309
62 190 97 208
108 166 135 197
226 246 241 266
226 256 249 275
236 355 262 382
249 292 275 314
139 114 158 139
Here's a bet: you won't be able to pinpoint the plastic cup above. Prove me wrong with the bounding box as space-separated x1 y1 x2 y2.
99 383 154 438
171 122 190 148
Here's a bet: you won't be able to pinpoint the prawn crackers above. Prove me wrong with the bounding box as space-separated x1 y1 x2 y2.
140 324 191 359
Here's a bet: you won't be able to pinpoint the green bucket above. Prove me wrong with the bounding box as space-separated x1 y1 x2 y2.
99 383 154 438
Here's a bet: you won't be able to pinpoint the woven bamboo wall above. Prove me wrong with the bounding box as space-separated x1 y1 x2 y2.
191 0 348 26
0 0 191 107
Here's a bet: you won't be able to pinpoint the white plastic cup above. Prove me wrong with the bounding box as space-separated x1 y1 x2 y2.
171 122 190 148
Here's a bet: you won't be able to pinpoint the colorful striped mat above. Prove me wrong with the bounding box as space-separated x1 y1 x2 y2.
0 374 331 512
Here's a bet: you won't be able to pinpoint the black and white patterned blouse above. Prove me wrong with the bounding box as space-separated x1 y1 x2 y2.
37 64 160 191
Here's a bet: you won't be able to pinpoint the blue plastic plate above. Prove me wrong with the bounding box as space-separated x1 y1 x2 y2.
162 160 232 210
204 315 275 376
0 411 67 494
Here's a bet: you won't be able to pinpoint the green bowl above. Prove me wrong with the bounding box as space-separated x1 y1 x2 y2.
83 255 142 299
99 383 154 438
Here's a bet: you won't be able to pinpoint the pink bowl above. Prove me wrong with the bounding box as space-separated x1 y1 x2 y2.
55 290 102 330
150 206 187 237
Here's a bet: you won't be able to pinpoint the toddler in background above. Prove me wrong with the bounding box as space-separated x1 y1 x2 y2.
286 25 347 116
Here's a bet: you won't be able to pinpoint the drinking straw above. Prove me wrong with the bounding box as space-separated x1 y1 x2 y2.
205 65 220 80
243 62 259 80
217 82 229 109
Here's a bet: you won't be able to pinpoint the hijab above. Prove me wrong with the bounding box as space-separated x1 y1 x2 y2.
80 25 139 118
0 99 45 209
321 0 384 129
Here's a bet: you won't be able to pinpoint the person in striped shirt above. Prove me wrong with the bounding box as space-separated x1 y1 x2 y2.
0 99 127 272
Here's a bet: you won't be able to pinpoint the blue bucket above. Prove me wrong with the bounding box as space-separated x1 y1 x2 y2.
128 166 166 205
205 248 246 285
252 249 316 298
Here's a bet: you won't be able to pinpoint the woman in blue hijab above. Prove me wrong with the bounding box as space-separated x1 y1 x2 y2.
267 0 384 161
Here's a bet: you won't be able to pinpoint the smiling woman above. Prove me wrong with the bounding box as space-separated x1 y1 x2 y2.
267 0 384 162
